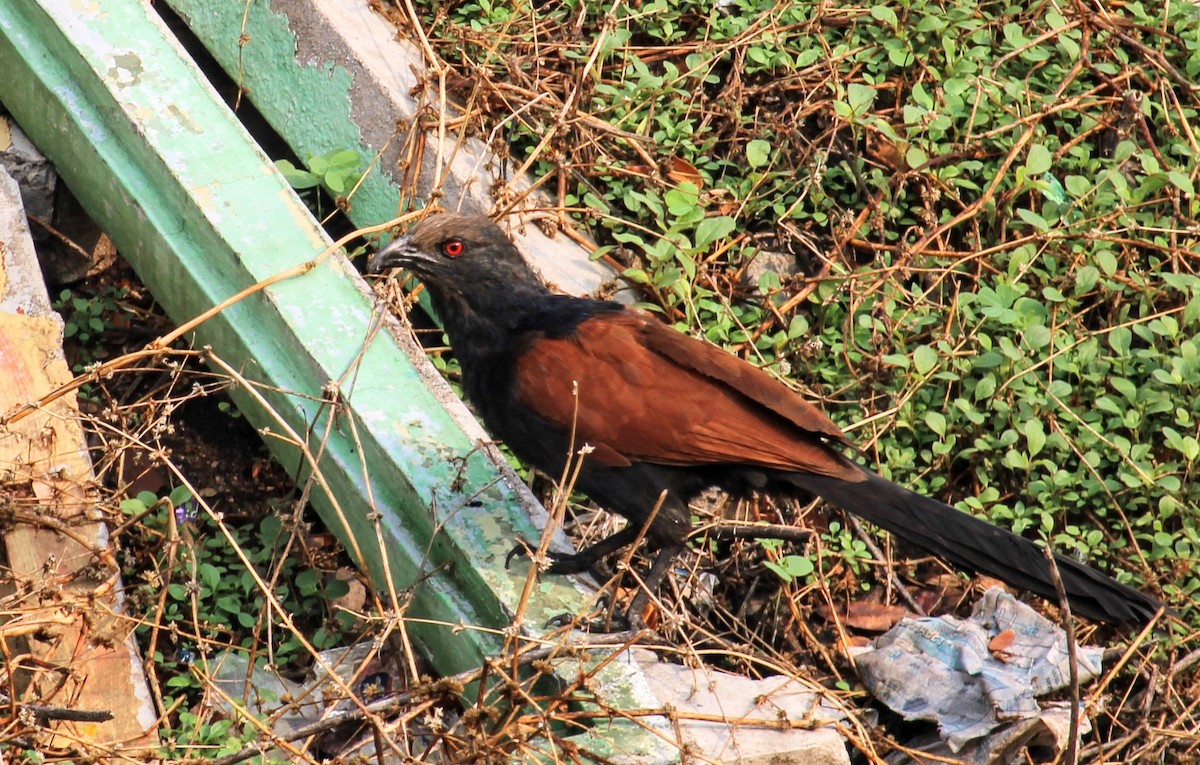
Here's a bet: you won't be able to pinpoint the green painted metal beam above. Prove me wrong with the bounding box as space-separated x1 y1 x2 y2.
0 0 607 689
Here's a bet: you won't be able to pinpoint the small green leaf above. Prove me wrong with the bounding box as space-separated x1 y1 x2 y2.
1003 22 1029 48
325 578 351 599
1015 207 1049 231
913 344 938 374
1024 419 1046 458
695 215 737 248
1185 294 1200 327
275 159 320 190
1074 266 1099 294
975 352 1003 369
665 182 700 215
1096 250 1118 276
1095 396 1122 415
1025 145 1053 176
296 569 321 595
1004 448 1030 470
846 83 878 117
1108 326 1131 355
1159 495 1178 517
870 5 898 27
1024 324 1051 349
746 139 771 169
925 411 946 437
911 81 933 108
328 148 360 167
906 146 929 168
307 155 330 175
1064 175 1091 197
1046 380 1072 398
200 563 222 591
169 485 193 506
1166 171 1194 195
764 554 815 583
1112 376 1138 400
974 374 996 400
260 515 282 545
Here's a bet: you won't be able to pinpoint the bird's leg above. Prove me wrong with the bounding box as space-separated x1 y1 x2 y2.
551 540 684 633
507 524 682 632
504 524 642 573
546 525 641 573
621 542 685 630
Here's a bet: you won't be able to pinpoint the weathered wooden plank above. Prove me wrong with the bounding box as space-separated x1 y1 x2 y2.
0 166 156 751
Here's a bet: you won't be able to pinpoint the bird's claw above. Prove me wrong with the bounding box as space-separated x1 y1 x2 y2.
543 611 583 629
505 541 596 575
542 607 646 635
504 541 533 569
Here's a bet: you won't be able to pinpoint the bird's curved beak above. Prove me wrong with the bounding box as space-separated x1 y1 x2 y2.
367 233 414 274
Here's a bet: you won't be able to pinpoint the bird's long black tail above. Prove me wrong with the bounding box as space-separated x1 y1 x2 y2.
789 470 1163 627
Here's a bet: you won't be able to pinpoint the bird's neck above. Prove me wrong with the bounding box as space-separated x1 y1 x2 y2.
432 287 617 366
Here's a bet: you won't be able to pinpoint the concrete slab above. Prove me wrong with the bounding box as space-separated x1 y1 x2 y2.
629 648 850 764
0 158 53 316
2 115 107 284
0 114 56 229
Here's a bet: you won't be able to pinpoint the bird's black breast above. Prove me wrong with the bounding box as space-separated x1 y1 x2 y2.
454 294 623 473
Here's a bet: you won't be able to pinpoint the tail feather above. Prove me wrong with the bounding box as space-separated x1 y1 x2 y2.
790 470 1163 627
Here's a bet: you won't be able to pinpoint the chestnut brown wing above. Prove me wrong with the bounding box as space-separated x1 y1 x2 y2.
514 311 862 480
634 315 849 442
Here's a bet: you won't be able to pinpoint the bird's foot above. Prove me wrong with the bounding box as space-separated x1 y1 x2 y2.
542 604 651 636
504 541 533 569
545 550 597 575
504 542 595 574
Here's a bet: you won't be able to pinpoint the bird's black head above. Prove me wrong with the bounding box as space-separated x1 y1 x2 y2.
368 213 545 296
372 212 621 350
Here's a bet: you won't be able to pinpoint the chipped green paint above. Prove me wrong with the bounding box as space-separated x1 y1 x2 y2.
165 0 401 229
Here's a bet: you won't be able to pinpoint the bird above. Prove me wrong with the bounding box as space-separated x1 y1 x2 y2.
368 212 1164 628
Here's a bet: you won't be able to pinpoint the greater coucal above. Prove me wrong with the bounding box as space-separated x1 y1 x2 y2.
369 213 1163 627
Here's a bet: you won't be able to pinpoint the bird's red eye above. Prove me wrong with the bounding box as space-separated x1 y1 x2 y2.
442 239 465 258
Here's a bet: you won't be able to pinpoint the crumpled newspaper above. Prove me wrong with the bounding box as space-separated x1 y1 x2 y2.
886 703 1090 765
854 587 1103 755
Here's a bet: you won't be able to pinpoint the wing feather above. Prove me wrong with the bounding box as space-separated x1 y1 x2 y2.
514 311 860 480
